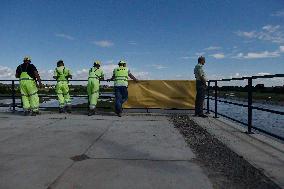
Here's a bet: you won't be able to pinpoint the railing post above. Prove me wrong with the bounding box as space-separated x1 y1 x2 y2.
206 81 210 114
247 78 253 133
214 81 218 118
12 80 16 112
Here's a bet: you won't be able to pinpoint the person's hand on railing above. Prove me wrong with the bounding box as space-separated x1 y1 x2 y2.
133 78 139 83
37 82 44 88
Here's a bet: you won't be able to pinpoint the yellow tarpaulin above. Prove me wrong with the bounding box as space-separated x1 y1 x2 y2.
123 80 196 109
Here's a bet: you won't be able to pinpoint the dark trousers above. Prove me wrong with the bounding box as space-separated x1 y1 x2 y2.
195 80 206 115
114 86 128 113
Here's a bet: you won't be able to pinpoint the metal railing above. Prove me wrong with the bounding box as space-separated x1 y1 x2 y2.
0 79 115 111
206 74 284 141
1 76 283 140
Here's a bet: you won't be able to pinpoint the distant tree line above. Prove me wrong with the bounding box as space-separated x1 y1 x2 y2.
209 84 284 94
0 83 114 95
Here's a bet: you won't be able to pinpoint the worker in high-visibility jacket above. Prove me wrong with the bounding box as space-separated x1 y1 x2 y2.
108 60 138 117
15 56 43 116
87 60 104 116
53 60 72 113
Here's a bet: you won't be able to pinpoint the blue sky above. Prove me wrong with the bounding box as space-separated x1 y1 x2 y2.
0 0 284 85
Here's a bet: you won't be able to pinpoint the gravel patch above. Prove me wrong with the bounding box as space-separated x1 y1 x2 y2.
170 115 280 189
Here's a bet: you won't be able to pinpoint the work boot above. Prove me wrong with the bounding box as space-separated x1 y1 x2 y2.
198 114 208 118
66 105 72 114
59 107 65 113
24 110 30 116
118 112 122 117
31 111 37 116
88 109 96 116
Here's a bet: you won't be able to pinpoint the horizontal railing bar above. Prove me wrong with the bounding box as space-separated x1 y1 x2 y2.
252 74 284 79
1 74 283 83
207 97 248 107
39 106 112 109
208 74 284 82
209 110 248 125
0 95 114 98
209 110 284 141
207 97 284 115
252 126 284 141
252 106 284 115
0 79 113 82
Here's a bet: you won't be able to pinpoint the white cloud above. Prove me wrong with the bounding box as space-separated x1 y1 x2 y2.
236 25 284 43
180 52 207 60
257 72 271 76
271 10 284 17
210 53 225 59
128 41 137 45
92 40 114 47
195 52 205 56
132 71 149 80
73 68 89 80
149 64 167 69
262 25 280 33
244 51 280 59
280 46 284 52
236 51 280 59
0 66 14 79
104 60 114 64
205 46 222 51
232 46 284 59
38 69 54 80
180 56 193 60
236 31 256 38
55 33 75 40
246 51 280 59
232 53 244 59
101 64 117 78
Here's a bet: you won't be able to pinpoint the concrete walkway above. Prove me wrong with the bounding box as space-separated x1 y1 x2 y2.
0 112 212 189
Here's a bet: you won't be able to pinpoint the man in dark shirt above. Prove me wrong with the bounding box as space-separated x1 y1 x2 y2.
15 56 42 116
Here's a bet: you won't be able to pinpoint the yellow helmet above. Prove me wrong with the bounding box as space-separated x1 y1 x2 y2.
94 60 101 66
23 56 31 61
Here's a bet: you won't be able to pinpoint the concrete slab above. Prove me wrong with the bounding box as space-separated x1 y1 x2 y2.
0 115 110 157
0 154 73 189
191 115 284 188
51 159 212 189
0 112 211 189
87 118 194 160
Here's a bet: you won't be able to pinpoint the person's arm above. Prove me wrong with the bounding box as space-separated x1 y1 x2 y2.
15 66 20 78
53 69 57 80
198 67 207 85
34 71 43 87
107 70 115 82
100 72 105 81
66 69 72 79
31 65 43 87
129 72 138 82
200 75 207 86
